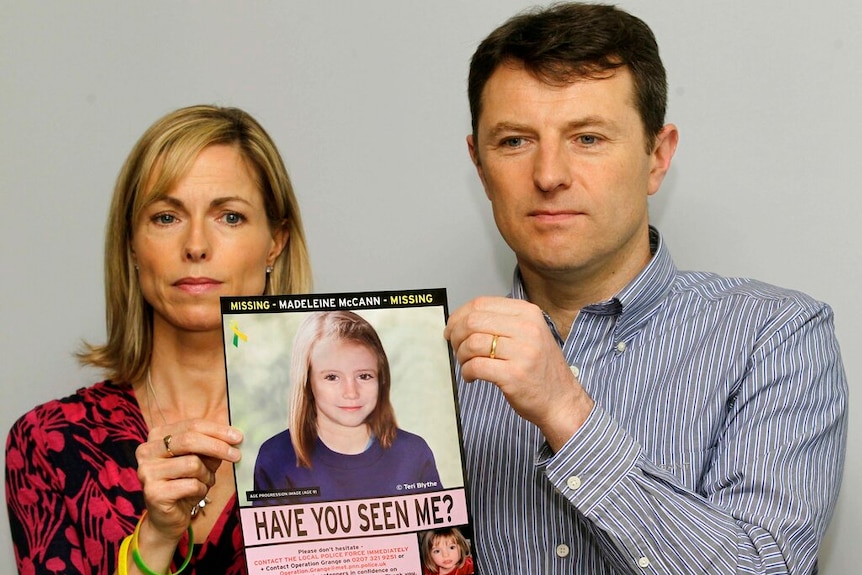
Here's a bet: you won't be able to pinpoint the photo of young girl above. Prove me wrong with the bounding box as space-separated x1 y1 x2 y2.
253 310 443 504
420 527 475 575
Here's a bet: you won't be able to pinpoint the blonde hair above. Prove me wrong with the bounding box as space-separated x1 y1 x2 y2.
79 105 312 383
420 528 472 573
289 311 397 468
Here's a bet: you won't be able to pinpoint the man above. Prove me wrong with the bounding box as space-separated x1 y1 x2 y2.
444 3 847 573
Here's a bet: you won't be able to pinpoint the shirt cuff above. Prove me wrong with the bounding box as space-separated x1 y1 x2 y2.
536 403 642 515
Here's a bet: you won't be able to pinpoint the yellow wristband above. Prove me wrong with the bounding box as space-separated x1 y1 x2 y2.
118 534 133 575
130 510 195 575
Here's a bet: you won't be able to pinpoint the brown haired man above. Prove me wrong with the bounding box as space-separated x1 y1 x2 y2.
445 4 847 573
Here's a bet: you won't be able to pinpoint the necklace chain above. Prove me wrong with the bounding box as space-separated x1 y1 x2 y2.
147 369 169 426
146 368 210 518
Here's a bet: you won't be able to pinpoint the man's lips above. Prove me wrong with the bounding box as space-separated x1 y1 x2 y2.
530 209 584 222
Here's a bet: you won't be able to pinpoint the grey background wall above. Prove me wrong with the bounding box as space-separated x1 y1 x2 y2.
1 1 858 572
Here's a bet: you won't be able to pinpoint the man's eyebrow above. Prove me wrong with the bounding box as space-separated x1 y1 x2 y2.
562 116 617 131
485 122 532 141
485 116 617 140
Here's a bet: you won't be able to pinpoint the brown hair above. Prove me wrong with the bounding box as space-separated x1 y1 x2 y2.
289 311 397 468
468 2 667 151
79 105 312 383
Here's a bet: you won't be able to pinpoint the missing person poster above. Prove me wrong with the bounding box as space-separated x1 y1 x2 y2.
221 289 477 575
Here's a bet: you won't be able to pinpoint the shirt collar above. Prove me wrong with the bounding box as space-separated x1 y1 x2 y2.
510 226 677 338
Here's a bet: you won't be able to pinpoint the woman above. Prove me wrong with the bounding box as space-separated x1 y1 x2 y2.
5 105 312 574
252 310 441 505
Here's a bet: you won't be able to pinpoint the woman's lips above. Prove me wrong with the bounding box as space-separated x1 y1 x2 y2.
174 277 222 294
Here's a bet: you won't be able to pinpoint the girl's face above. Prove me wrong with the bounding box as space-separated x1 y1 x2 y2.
310 338 380 431
430 536 462 573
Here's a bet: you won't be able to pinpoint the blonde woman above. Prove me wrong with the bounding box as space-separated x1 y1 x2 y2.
6 105 311 575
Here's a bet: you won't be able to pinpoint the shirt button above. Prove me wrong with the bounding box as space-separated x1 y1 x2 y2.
637 556 650 568
616 341 627 352
566 475 582 490
570 365 580 378
556 543 570 558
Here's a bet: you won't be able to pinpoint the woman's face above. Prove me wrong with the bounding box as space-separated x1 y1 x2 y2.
310 338 380 431
430 536 462 573
132 144 286 335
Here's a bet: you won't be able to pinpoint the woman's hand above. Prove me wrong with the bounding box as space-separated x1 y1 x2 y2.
130 420 242 571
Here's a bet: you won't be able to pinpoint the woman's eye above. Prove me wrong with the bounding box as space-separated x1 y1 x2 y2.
357 372 375 381
223 212 245 225
323 374 338 382
154 213 176 225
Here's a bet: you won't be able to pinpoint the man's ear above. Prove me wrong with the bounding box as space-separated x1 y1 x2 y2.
647 124 679 196
467 134 490 198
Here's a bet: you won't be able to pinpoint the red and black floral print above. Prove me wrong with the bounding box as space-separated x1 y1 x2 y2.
6 381 245 575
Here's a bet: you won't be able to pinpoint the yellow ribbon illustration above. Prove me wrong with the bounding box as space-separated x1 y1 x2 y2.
230 320 248 347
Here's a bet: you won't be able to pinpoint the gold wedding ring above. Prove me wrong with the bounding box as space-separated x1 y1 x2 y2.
163 434 175 457
489 334 499 359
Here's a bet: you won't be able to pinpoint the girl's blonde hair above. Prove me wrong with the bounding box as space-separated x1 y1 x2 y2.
289 311 397 468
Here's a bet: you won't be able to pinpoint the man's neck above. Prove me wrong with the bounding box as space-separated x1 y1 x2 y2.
518 249 652 340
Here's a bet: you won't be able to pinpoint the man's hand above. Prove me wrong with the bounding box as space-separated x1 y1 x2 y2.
445 296 594 451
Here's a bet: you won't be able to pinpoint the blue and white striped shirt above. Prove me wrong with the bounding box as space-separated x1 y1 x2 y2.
458 228 847 574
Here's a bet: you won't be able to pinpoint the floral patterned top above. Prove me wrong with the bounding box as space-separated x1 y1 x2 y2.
5 381 246 575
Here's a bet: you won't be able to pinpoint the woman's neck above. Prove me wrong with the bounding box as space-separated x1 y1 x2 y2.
141 322 227 422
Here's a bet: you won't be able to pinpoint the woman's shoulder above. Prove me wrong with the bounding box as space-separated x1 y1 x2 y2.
10 380 137 429
7 380 144 453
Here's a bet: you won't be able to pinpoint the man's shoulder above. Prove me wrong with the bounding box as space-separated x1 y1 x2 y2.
672 270 830 313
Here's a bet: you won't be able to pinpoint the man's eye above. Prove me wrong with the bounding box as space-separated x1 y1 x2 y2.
578 135 599 145
501 137 524 148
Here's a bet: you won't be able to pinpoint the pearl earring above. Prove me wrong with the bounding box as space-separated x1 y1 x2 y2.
266 265 273 274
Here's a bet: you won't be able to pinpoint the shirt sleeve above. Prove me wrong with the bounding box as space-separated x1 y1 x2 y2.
539 301 848 574
6 408 89 575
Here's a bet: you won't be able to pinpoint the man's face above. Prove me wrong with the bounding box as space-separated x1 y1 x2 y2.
468 62 676 289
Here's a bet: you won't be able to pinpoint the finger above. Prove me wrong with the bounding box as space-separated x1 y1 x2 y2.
460 355 510 386
453 332 506 366
447 297 538 346
148 418 243 445
148 421 243 463
445 296 510 341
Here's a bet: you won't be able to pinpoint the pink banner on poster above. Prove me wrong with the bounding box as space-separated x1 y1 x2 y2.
244 533 422 575
242 489 469 545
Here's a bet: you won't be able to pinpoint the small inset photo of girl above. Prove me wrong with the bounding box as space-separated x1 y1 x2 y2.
419 526 475 575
